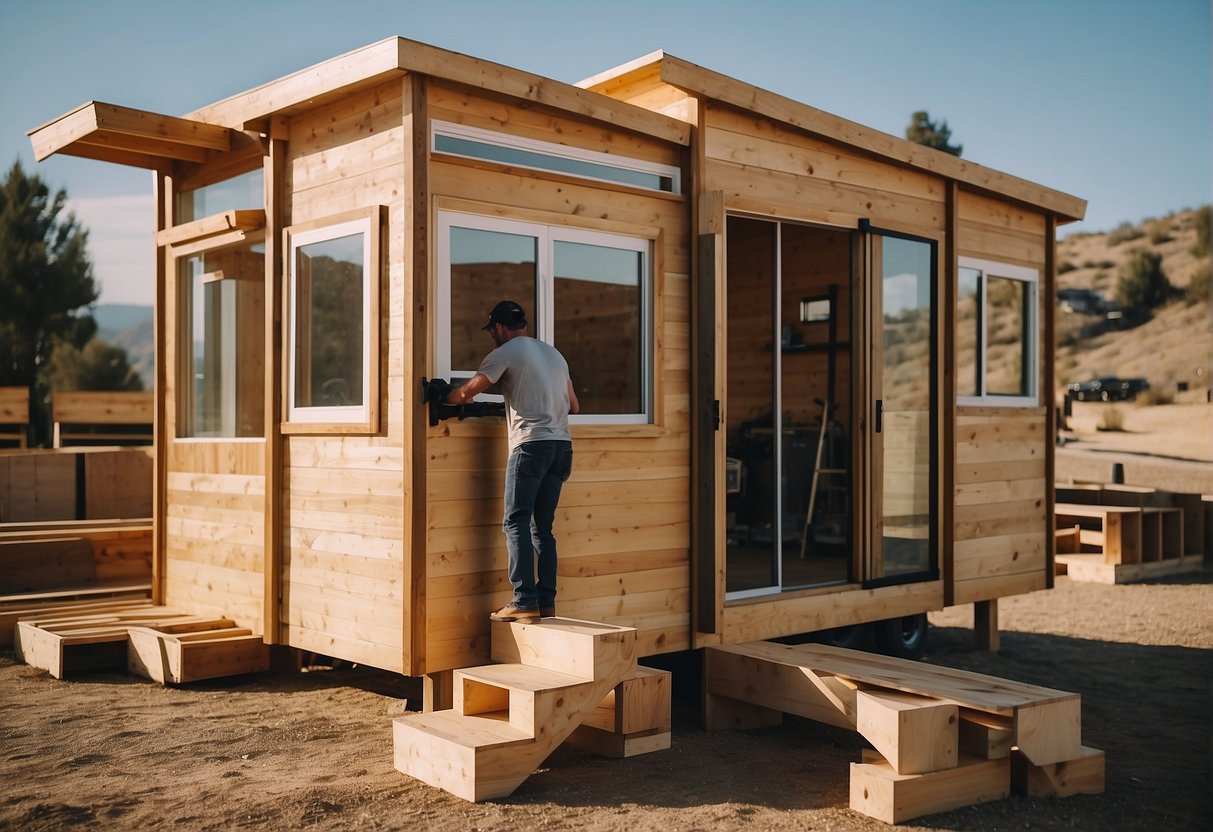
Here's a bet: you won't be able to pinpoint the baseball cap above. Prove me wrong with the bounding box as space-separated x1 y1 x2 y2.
482 300 528 331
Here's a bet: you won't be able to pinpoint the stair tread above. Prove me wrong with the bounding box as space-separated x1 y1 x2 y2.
457 662 592 690
394 709 531 748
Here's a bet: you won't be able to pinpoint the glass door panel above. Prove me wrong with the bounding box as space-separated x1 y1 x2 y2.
724 217 778 595
874 234 935 581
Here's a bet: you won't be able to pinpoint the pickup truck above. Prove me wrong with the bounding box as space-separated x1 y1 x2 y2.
1067 376 1150 402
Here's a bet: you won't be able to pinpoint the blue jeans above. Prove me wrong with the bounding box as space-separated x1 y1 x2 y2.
502 440 573 610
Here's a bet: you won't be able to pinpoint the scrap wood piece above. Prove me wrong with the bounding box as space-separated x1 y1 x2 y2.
850 754 1010 824
127 621 269 684
1011 745 1105 798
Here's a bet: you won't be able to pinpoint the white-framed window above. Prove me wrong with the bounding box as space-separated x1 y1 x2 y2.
957 256 1039 407
285 207 381 432
432 120 681 195
437 210 653 424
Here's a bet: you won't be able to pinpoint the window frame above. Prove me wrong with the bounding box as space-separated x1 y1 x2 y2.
957 256 1039 408
173 231 267 440
432 120 681 195
436 209 654 425
283 206 382 434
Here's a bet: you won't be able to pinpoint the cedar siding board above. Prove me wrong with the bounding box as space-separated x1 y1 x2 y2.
28 37 1084 680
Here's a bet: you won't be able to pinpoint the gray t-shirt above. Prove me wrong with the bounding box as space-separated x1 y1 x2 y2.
477 337 572 452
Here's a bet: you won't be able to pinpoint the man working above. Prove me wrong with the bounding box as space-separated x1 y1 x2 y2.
446 300 579 622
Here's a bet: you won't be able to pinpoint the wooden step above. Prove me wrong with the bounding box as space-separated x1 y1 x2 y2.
395 616 641 802
490 616 638 682
392 710 536 802
455 663 593 736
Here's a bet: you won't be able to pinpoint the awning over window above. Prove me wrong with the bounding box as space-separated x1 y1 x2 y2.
28 101 239 169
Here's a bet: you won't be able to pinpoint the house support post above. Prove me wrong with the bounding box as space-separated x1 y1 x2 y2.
974 600 999 652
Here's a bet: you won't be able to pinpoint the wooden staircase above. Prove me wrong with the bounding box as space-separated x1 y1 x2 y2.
393 616 643 802
706 642 1104 824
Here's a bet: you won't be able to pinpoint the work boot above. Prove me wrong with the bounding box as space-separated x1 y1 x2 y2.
539 607 555 618
489 604 539 622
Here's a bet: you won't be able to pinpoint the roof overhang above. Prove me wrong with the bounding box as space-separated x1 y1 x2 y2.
185 37 691 147
582 52 1087 223
28 101 241 169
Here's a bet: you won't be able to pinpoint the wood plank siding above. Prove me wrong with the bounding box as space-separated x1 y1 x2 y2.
280 79 409 672
952 191 1050 605
163 442 265 629
423 83 691 673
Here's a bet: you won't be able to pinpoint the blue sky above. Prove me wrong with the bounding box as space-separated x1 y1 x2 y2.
1 0 1209 305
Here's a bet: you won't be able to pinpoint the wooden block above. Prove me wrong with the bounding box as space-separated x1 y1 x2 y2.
850 755 1010 823
581 666 671 734
958 709 1012 759
564 723 671 758
856 689 958 775
1011 745 1105 797
1014 698 1081 766
489 617 637 684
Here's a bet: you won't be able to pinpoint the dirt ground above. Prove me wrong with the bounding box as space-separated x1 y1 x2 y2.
1 570 1210 832
2 399 1210 831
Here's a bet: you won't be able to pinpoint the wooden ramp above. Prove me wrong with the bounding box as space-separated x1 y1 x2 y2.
706 642 1103 824
12 603 268 683
393 617 671 801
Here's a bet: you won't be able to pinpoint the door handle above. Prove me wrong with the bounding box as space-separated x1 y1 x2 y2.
875 399 883 434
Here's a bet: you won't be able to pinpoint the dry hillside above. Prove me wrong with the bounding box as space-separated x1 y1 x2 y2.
1056 207 1212 397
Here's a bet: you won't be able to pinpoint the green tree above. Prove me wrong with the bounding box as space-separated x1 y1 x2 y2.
1115 248 1172 312
47 338 144 392
905 111 963 157
0 160 100 443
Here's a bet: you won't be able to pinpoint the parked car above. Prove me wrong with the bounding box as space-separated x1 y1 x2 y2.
1067 375 1150 401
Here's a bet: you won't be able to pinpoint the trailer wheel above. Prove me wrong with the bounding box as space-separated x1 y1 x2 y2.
823 623 869 650
873 613 928 660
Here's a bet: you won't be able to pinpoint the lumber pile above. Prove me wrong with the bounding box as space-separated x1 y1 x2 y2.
1054 483 1206 583
0 519 154 647
705 642 1102 824
393 617 671 801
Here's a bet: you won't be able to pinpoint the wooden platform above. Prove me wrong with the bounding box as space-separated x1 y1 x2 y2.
393 617 671 801
12 602 268 682
1054 495 1204 583
705 642 1102 823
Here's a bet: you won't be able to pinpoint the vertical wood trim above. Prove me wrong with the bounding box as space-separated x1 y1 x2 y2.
941 182 958 606
1043 215 1058 590
152 171 169 607
263 121 287 641
404 74 430 674
693 231 718 634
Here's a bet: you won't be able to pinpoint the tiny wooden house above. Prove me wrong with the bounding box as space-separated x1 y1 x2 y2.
29 37 1084 694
